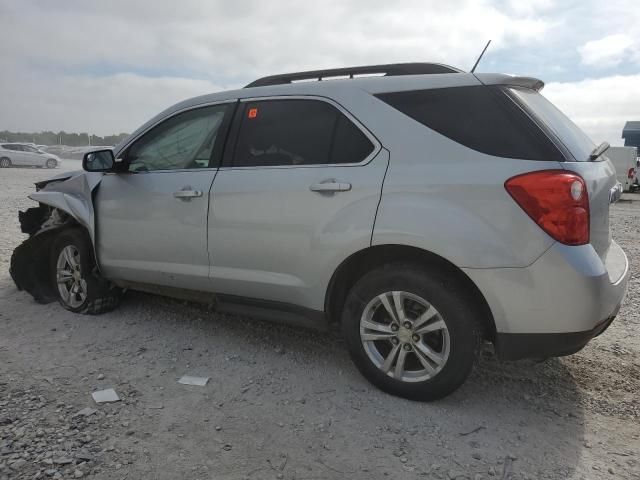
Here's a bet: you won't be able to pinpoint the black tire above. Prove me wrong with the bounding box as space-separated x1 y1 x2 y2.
341 263 480 401
46 158 57 168
0 157 11 168
50 228 121 314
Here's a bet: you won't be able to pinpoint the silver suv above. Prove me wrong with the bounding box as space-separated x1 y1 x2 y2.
11 63 629 400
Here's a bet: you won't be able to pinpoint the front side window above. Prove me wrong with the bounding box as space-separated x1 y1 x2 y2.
232 99 374 167
126 104 230 172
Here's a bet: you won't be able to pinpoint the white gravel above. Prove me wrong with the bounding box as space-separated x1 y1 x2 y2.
1 164 639 480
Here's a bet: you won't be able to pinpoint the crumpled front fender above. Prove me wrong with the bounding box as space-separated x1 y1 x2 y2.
11 171 104 303
30 171 104 243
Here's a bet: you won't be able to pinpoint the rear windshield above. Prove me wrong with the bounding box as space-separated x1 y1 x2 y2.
375 86 564 161
508 87 595 162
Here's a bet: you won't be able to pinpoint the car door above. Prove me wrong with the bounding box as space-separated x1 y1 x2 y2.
95 101 234 291
22 145 44 166
6 145 26 165
208 97 388 310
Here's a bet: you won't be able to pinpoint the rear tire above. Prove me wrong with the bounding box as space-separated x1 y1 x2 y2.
50 228 121 314
0 157 11 168
341 263 480 401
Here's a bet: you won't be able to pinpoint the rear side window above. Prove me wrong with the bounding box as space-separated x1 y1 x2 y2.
508 87 594 161
232 99 374 167
375 86 564 161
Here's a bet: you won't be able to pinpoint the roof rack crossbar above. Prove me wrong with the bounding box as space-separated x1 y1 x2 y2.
244 62 462 88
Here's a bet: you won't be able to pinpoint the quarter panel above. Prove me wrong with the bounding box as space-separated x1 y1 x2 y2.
373 152 561 268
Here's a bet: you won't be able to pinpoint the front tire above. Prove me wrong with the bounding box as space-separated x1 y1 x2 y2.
46 158 57 168
0 157 11 168
341 263 480 401
50 228 121 314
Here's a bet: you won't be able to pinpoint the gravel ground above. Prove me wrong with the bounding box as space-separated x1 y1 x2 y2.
1 164 639 480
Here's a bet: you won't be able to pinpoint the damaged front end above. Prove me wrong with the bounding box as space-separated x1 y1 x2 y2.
10 171 103 304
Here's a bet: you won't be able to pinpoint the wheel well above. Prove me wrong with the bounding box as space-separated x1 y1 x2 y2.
324 245 496 340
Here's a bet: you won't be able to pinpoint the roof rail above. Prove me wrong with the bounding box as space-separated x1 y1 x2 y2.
244 62 462 88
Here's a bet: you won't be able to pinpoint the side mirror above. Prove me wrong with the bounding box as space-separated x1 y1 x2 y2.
83 149 115 172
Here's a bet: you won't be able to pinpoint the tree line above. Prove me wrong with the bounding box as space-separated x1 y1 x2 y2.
0 130 129 147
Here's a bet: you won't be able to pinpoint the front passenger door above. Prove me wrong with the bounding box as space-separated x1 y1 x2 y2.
95 102 235 291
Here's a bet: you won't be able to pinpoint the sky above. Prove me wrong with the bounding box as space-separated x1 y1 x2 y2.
0 0 638 145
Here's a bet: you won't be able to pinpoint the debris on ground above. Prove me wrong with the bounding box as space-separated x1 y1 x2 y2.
177 375 210 386
91 388 120 404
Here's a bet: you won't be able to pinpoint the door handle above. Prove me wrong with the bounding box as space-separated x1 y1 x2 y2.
309 181 352 193
173 187 203 201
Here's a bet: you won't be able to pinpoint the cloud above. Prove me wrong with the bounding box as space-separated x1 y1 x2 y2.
0 0 552 79
0 0 638 141
578 34 638 68
544 74 640 145
0 67 224 136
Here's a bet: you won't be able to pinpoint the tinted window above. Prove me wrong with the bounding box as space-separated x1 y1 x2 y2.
233 99 374 167
331 114 375 164
126 104 229 172
376 86 564 161
2 145 16 151
509 87 594 161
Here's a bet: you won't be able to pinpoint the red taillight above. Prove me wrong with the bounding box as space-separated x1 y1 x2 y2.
628 167 635 179
505 170 589 246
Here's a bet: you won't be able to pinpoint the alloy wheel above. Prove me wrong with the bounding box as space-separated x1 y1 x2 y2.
360 291 450 382
56 245 87 308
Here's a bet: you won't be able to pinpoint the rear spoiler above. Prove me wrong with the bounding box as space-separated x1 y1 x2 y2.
474 73 545 92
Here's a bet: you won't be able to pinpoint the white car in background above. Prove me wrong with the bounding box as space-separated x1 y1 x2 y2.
606 146 637 192
0 143 60 168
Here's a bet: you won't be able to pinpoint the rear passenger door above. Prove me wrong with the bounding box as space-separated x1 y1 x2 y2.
208 97 388 310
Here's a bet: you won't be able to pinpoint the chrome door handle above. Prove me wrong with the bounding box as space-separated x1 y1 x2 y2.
173 188 203 201
309 181 352 193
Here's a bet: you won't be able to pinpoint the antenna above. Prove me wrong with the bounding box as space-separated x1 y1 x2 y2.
470 40 491 73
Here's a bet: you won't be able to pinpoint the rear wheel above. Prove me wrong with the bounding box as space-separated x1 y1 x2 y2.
0 157 11 168
341 263 480 401
45 158 57 168
51 228 121 314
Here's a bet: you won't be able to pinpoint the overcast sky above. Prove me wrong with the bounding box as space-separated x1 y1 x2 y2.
0 0 638 145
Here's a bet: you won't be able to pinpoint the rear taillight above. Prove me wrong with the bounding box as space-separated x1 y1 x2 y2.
505 170 589 246
628 167 635 179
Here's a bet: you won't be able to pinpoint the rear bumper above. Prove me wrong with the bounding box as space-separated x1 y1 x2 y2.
495 313 617 360
463 240 629 359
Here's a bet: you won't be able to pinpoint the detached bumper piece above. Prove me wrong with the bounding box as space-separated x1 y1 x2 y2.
495 315 616 360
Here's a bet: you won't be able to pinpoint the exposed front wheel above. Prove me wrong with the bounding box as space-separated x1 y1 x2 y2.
46 158 57 168
342 263 480 401
0 157 11 168
51 228 121 314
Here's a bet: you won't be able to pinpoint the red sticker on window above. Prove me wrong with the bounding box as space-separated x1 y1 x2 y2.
248 107 258 119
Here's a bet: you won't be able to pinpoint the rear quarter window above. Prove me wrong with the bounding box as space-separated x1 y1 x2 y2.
375 86 565 161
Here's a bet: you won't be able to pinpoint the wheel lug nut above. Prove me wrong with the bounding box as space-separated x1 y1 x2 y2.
391 324 399 332
412 334 420 342
403 344 411 351
403 322 411 329
391 337 399 345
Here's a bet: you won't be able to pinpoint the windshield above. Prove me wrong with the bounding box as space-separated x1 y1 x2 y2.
509 87 595 161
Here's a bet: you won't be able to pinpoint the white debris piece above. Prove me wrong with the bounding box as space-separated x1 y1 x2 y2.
178 375 209 386
91 388 121 403
75 407 97 417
